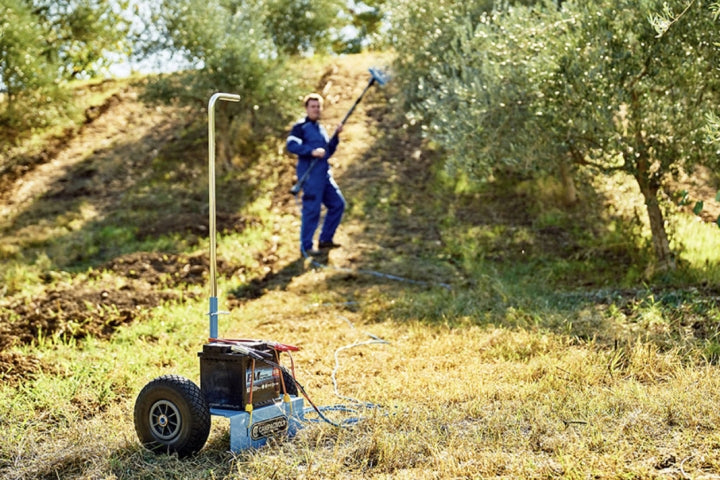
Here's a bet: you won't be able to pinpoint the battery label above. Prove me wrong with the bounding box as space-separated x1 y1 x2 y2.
246 365 281 395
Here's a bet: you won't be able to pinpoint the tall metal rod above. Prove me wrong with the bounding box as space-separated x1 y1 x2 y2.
208 93 240 339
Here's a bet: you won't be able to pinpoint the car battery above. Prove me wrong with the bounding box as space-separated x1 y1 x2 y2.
199 342 283 410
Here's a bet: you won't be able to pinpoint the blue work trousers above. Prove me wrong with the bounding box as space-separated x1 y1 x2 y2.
300 176 345 253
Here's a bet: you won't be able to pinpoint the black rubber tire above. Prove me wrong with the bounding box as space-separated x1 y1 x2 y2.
134 375 211 457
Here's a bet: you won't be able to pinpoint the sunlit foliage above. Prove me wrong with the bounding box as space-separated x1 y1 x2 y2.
0 0 130 131
391 0 720 270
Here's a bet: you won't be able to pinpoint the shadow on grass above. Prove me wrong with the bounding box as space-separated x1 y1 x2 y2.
227 257 307 303
1 115 259 271
327 103 720 355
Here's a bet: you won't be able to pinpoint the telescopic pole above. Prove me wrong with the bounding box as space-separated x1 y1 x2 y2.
208 93 240 339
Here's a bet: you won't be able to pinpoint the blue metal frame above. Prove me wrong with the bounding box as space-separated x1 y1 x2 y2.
211 397 305 450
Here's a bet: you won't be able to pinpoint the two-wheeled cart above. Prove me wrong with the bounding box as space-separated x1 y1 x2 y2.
133 94 304 457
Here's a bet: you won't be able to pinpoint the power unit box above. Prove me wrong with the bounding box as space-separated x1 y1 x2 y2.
199 343 282 410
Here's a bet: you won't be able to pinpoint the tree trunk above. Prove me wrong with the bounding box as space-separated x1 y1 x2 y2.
634 158 675 273
629 88 675 274
559 159 577 206
643 192 675 272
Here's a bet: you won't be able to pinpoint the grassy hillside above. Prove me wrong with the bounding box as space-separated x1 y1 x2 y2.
1 52 720 479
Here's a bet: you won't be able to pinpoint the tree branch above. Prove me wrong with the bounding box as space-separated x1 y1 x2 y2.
568 147 624 173
630 1 697 91
652 0 697 38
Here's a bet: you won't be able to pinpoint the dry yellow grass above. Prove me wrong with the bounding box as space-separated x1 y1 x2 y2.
4 266 720 479
2 52 720 480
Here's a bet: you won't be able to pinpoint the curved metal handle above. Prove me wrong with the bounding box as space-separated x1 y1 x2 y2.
208 93 240 339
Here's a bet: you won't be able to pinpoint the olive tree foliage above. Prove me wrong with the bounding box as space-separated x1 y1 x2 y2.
704 2 720 152
388 0 495 110
262 0 343 55
259 0 390 54
392 0 720 272
338 0 388 53
139 0 309 163
0 0 57 130
31 0 131 79
388 0 541 109
0 0 130 133
148 0 282 96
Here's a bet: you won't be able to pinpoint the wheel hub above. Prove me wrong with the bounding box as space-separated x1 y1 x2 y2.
149 399 181 441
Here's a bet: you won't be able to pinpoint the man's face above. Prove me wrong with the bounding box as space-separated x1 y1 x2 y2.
306 99 321 121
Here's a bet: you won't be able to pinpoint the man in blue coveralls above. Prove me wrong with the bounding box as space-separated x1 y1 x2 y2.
286 93 345 257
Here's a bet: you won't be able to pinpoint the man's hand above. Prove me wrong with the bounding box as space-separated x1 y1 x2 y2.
312 147 326 158
336 123 344 134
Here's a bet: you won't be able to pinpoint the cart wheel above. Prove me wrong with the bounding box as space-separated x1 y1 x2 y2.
134 374 210 457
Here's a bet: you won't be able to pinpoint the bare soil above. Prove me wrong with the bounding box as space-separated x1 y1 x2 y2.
0 54 395 383
1 53 718 385
0 86 233 382
0 250 248 383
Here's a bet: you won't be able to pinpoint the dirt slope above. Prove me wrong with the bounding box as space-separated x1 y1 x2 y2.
0 53 400 382
4 52 716 384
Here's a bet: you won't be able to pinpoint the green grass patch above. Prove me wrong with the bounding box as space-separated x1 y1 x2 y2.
4 54 720 479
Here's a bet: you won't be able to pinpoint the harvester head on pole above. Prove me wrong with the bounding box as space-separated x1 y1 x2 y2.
368 67 389 87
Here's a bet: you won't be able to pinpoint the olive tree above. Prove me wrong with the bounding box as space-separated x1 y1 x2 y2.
144 0 303 164
396 0 720 272
0 0 56 129
1 0 130 132
262 0 343 55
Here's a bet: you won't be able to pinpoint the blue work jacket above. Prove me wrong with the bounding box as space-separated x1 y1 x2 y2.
286 117 339 190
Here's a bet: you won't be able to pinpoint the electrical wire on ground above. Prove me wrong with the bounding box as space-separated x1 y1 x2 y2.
272 307 391 428
329 314 390 405
301 249 452 290
313 311 390 425
288 331 389 428
332 337 389 405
